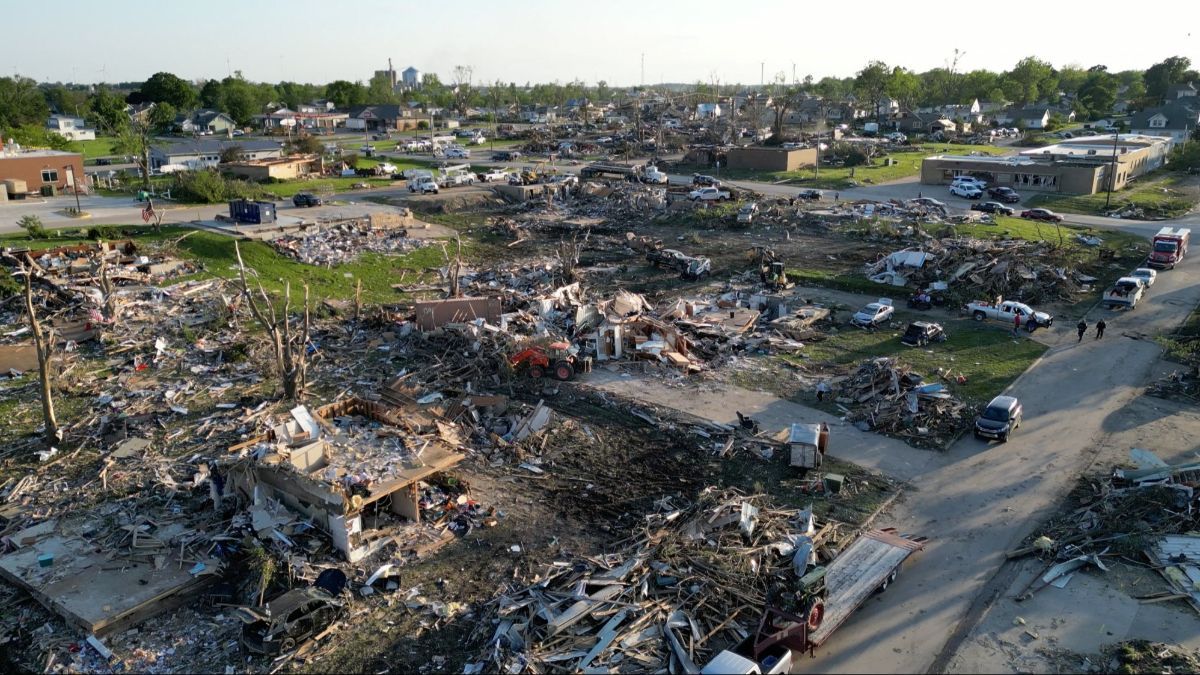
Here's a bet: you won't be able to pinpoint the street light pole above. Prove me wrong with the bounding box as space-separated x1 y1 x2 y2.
65 164 81 214
1105 130 1120 209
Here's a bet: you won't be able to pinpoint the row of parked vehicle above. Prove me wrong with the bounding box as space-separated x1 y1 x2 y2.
948 176 1070 223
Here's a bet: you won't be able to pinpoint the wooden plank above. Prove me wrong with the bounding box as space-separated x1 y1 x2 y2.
546 585 622 636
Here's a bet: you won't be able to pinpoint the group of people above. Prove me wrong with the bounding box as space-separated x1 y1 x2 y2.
1077 318 1107 341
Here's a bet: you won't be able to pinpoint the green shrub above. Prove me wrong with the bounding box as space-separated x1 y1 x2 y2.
171 170 268 204
87 225 122 240
16 215 49 239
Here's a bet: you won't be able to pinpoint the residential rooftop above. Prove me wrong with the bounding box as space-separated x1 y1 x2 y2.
0 147 82 159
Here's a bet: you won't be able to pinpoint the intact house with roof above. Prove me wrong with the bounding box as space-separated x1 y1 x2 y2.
46 115 95 141
149 139 282 171
255 107 348 132
174 109 238 135
1167 82 1198 101
1129 101 1200 147
993 106 1051 129
344 104 418 131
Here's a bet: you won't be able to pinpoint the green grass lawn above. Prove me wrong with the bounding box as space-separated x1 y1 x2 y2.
260 176 397 198
74 137 122 159
800 313 1048 404
1026 173 1196 218
1 225 453 304
704 144 1010 189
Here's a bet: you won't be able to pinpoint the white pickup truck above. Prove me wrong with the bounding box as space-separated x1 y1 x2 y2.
1103 277 1146 309
689 187 731 202
965 300 1054 329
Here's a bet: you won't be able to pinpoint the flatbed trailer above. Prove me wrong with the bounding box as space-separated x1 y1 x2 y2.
702 528 926 673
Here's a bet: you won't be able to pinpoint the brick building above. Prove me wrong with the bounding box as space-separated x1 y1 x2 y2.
0 148 85 197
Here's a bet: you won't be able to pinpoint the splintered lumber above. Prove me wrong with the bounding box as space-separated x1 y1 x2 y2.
545 584 623 636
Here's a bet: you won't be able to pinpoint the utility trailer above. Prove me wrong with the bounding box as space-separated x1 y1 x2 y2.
701 528 926 674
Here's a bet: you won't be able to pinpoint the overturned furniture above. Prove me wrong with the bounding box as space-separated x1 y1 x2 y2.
227 399 465 562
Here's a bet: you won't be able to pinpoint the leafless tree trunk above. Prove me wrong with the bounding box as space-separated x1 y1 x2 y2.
440 234 463 298
556 230 589 284
21 265 60 446
235 242 311 401
98 258 120 324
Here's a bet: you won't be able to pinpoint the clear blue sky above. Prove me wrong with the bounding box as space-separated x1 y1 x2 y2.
9 0 1198 86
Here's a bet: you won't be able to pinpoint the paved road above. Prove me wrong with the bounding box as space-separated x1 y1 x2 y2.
581 255 1200 673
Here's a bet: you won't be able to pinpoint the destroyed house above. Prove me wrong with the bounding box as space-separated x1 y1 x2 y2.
227 398 464 562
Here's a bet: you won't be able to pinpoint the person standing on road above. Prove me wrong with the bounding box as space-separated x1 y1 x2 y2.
834 192 840 202
1012 314 1022 338
1077 319 1087 342
1096 319 1107 339
816 381 831 402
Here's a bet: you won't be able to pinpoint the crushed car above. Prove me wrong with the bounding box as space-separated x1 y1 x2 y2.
900 321 947 347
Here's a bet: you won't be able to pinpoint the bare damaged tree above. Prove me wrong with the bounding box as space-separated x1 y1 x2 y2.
234 243 311 401
97 258 120 324
555 230 589 284
19 264 61 445
440 234 464 298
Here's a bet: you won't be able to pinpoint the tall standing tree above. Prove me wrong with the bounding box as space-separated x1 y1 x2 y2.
139 72 198 109
219 76 258 125
18 263 60 446
1144 56 1192 103
886 67 922 112
149 102 177 133
199 79 224 108
0 76 49 129
235 243 311 401
87 86 129 135
43 85 89 118
1077 71 1118 119
854 61 891 122
1003 57 1056 107
325 80 367 109
1055 65 1089 98
451 65 474 117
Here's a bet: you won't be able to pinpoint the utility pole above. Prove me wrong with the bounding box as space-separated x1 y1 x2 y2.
65 165 81 214
641 53 645 87
761 62 765 87
792 62 796 86
1105 130 1120 209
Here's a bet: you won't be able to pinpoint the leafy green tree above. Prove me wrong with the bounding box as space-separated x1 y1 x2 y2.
149 102 177 133
325 80 367 109
1144 56 1191 103
140 72 198 109
1004 57 1056 106
367 73 398 104
219 77 258 125
17 215 49 239
43 85 89 117
854 61 890 121
918 68 956 105
1077 71 1118 119
4 124 74 151
0 76 49 129
199 79 223 108
886 67 922 112
959 70 1000 103
88 86 129 134
287 135 323 155
1056 66 1088 97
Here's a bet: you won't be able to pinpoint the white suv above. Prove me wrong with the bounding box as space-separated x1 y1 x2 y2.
952 176 987 190
950 184 983 199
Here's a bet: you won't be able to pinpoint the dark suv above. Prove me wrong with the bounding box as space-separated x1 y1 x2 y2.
238 587 344 655
900 321 947 347
293 193 323 207
974 395 1022 442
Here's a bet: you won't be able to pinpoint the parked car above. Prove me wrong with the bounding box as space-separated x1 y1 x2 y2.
987 187 1021 203
909 197 947 209
737 202 759 223
95 158 111 165
1129 267 1158 287
692 174 721 187
971 201 1015 216
444 147 470 159
851 298 895 327
409 177 439 194
238 587 344 656
974 395 1023 442
491 150 521 161
232 130 245 137
796 188 823 200
950 184 983 199
1020 208 1063 223
900 321 947 347
292 193 323 207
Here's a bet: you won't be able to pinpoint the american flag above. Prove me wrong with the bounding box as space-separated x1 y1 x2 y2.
142 198 155 223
